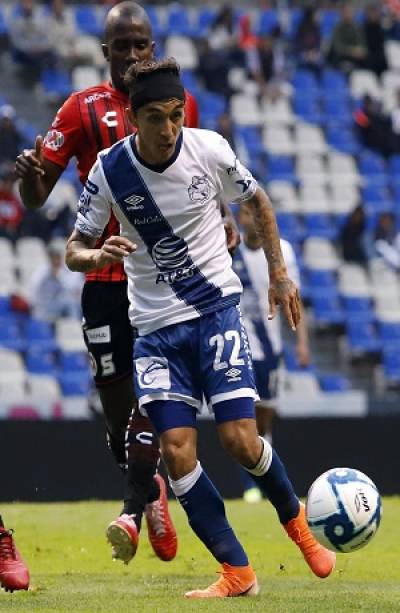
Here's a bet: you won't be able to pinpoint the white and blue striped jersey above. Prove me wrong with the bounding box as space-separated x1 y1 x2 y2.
233 239 300 359
75 127 258 335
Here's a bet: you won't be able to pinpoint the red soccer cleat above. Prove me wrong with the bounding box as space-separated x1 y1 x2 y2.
0 527 30 592
145 473 177 561
106 514 139 564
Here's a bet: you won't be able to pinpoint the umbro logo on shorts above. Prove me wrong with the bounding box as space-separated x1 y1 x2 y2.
225 368 242 382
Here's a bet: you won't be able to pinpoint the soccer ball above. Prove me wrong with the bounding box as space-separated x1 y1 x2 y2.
306 467 382 553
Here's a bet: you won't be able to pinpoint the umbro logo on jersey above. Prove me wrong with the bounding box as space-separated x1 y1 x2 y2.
225 368 242 382
124 194 145 210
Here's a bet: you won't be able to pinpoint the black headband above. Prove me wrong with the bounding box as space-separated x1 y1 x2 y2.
130 70 185 112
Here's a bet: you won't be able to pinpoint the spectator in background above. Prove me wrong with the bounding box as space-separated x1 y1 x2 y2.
44 0 80 71
216 112 237 151
9 0 54 85
0 163 24 242
209 4 237 55
328 4 367 73
0 105 24 165
364 4 388 76
197 39 234 99
28 240 83 323
294 7 323 75
339 204 369 265
373 212 400 269
247 27 288 99
354 95 397 158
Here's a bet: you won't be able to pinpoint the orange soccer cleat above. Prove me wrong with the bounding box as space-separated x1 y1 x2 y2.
185 563 259 598
145 473 177 562
0 526 30 592
106 513 139 564
284 502 336 578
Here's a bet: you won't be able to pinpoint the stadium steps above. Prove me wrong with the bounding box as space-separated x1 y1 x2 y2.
0 52 52 134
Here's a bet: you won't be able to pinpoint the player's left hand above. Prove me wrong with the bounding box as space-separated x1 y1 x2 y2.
268 277 301 331
224 216 241 255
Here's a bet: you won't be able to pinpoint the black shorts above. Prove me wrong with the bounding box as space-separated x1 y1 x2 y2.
81 281 134 387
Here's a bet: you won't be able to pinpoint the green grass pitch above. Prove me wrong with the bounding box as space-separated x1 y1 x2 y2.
0 498 399 612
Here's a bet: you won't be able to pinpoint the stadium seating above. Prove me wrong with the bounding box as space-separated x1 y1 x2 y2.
4 2 400 414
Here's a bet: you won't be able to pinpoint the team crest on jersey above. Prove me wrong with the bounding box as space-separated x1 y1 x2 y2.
188 175 210 203
44 130 64 151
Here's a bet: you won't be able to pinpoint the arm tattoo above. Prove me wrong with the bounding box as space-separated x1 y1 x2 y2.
244 188 286 277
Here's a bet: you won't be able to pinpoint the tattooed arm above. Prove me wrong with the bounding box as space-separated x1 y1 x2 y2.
241 187 301 330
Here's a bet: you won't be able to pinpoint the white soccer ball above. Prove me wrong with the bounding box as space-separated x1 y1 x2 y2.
306 467 382 553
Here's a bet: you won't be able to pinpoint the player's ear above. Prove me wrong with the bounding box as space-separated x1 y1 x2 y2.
127 108 137 129
101 43 109 61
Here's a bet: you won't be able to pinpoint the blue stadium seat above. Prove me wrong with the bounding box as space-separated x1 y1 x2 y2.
321 69 348 94
358 151 387 186
378 322 400 347
307 269 337 289
0 317 25 351
320 9 340 39
180 70 200 96
267 155 296 182
257 9 279 35
58 372 91 396
346 322 381 354
293 98 322 124
311 293 345 325
59 351 89 373
326 127 360 154
167 5 192 36
0 296 11 316
291 70 319 96
145 6 165 38
343 297 374 323
41 69 72 99
24 318 57 351
25 348 57 376
304 214 337 240
382 348 400 384
193 7 217 38
0 7 8 35
322 98 351 124
74 6 102 36
276 212 305 243
197 91 226 129
317 373 351 391
237 127 264 157
285 7 304 39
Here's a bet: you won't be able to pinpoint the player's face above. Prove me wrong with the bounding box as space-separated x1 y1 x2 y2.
130 99 185 165
103 20 154 93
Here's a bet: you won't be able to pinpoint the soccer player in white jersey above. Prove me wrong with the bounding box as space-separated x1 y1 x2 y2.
234 202 310 503
65 58 335 598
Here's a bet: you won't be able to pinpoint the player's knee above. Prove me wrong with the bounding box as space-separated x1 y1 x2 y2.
220 425 261 466
161 437 197 480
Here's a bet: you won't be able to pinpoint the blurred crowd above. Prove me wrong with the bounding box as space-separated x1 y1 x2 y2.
2 0 400 265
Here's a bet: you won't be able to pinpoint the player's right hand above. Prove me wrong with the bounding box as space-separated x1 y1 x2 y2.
15 135 45 179
94 236 136 268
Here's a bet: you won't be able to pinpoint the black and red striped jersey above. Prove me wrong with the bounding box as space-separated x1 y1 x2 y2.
43 81 199 282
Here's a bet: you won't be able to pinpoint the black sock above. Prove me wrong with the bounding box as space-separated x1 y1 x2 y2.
0 515 3 528
122 459 159 529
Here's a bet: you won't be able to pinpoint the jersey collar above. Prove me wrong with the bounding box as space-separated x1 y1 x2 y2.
130 131 183 173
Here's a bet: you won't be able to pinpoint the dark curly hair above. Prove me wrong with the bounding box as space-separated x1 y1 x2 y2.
123 57 181 93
